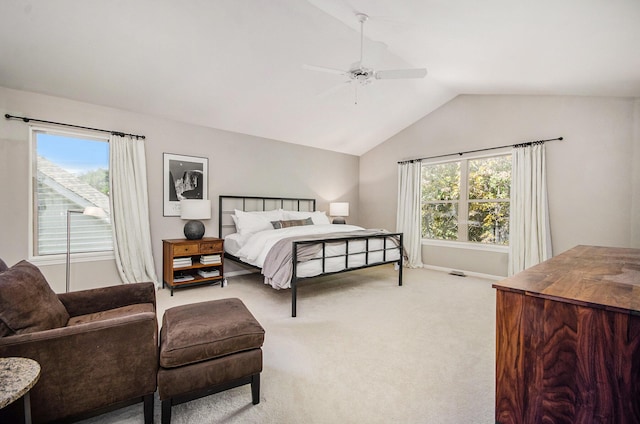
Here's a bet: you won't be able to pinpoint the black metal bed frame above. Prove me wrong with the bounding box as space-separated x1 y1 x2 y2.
219 195 403 317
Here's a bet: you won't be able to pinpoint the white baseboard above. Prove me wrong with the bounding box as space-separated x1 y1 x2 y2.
224 269 258 278
421 264 504 281
225 264 504 281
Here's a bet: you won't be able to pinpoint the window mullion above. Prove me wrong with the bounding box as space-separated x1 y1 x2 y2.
458 159 469 242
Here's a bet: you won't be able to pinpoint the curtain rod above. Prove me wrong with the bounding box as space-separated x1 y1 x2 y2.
4 113 146 140
397 136 563 164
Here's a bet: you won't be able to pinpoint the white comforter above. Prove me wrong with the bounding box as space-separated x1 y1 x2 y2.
233 224 365 268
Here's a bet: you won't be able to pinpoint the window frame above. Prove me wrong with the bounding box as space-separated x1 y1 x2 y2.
28 125 115 265
421 149 511 252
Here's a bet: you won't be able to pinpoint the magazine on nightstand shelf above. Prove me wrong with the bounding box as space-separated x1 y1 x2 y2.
197 269 220 278
173 274 195 283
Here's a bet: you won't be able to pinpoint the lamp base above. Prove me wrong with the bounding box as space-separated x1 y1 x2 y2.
332 217 346 224
183 220 205 240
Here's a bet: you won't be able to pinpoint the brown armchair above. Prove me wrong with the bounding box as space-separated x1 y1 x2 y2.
0 260 158 423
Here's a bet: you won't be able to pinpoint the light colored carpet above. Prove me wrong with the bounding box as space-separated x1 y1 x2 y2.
79 266 496 424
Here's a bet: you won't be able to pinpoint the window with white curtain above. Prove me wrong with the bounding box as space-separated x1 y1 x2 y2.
421 153 511 246
31 127 113 258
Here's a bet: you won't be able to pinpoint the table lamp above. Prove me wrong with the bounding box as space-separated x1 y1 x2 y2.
329 202 349 224
180 199 211 239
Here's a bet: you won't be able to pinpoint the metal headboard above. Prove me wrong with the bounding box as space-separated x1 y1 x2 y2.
218 195 316 238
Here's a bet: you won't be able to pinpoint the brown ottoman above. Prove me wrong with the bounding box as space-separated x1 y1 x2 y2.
158 298 265 424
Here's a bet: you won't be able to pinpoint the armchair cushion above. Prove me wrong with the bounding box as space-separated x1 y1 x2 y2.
67 302 155 326
0 260 69 337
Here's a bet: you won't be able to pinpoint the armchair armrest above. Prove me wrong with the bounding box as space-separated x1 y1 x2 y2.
58 282 156 317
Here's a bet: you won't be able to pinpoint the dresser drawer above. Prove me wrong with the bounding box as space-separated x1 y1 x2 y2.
201 240 223 253
173 243 199 255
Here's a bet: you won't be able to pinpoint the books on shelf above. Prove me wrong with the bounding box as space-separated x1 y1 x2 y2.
173 275 195 283
200 254 221 264
197 269 220 278
173 257 192 268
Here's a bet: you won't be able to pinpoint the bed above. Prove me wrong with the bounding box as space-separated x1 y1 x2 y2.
218 195 404 317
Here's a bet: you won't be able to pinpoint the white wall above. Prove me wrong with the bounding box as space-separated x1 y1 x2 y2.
0 87 359 292
2 89 636 288
359 95 639 277
632 98 640 246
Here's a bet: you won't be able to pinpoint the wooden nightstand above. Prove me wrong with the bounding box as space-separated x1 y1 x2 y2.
162 238 225 296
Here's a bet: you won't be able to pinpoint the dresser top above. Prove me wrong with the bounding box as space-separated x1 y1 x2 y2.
493 245 640 313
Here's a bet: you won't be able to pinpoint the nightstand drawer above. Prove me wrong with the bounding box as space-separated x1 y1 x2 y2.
201 240 223 253
173 243 199 255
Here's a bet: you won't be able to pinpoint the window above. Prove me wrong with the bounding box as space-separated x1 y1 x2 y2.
421 154 511 245
31 128 113 257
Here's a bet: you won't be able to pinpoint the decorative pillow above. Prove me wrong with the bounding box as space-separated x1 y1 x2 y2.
271 218 313 229
0 259 9 336
233 209 282 235
283 210 330 225
0 260 70 337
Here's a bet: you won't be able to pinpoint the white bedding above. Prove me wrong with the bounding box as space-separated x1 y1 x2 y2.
225 224 401 289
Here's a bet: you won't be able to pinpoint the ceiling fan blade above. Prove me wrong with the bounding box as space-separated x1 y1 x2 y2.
375 68 427 80
302 64 347 76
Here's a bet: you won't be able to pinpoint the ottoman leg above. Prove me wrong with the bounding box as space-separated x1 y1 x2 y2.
162 400 172 424
251 373 261 405
144 394 154 424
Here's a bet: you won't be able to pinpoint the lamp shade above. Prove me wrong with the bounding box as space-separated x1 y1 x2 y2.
180 199 211 220
329 202 349 217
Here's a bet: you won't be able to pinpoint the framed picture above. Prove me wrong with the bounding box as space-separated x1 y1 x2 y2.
163 153 208 216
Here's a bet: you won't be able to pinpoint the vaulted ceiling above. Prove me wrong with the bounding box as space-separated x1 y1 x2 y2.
1 1 638 155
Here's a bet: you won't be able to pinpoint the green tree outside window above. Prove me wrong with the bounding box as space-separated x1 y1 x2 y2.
422 154 511 245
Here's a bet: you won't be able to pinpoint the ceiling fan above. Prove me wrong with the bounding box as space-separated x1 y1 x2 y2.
304 13 427 93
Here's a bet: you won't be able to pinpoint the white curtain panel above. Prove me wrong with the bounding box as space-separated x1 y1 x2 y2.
508 143 552 276
109 134 159 286
396 161 423 268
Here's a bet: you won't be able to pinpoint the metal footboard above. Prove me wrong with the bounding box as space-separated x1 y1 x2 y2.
290 232 403 317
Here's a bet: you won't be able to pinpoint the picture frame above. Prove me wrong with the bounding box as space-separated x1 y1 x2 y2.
163 153 208 216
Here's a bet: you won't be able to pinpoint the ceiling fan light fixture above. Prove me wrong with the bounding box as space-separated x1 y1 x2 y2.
349 67 374 85
302 12 428 99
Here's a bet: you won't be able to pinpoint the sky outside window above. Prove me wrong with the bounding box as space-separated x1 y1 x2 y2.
37 133 109 175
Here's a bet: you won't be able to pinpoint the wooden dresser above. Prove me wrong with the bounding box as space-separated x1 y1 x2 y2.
493 245 640 424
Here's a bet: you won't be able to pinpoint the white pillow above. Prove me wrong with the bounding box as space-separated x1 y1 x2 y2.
283 210 330 225
233 209 282 235
311 211 331 225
